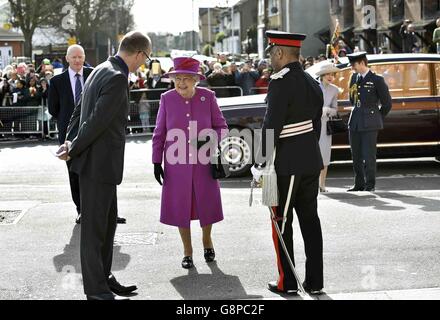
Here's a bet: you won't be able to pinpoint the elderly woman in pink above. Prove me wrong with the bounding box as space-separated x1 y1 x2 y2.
152 57 228 269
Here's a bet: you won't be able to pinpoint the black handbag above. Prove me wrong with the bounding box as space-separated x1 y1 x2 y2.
211 147 230 179
327 115 348 135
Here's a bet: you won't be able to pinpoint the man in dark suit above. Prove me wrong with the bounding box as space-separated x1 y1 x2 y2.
252 31 325 295
49 45 126 225
347 52 392 192
57 31 152 300
48 45 93 224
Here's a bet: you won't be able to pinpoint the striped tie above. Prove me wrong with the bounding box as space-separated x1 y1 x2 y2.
75 74 82 106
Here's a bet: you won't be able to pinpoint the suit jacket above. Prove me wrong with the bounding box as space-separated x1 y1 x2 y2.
348 71 392 132
48 67 93 144
258 61 324 176
66 57 129 185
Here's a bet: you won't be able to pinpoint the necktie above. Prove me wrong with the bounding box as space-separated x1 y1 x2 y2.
75 74 82 106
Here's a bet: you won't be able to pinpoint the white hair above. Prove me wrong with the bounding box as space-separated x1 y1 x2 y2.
213 63 222 71
66 44 85 57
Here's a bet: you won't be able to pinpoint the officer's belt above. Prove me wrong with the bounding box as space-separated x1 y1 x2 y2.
279 120 313 139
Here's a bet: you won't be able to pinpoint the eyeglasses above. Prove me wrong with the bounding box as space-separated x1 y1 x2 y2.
139 51 152 65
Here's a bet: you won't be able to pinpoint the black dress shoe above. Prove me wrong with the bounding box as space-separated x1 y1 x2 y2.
267 281 298 295
86 293 129 300
75 214 81 224
181 256 194 269
204 248 215 263
347 186 365 192
117 217 126 224
108 274 137 296
365 187 376 192
302 281 324 295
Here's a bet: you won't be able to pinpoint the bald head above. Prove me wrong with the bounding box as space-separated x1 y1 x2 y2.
66 44 85 73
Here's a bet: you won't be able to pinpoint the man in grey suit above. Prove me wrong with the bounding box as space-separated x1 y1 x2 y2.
57 31 152 300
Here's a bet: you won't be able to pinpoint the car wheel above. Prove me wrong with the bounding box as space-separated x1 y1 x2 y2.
219 130 253 177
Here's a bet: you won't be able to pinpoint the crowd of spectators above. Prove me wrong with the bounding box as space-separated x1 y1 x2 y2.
0 59 60 107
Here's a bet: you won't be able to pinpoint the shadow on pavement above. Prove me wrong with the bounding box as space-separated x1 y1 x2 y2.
170 261 263 300
52 225 132 274
323 191 440 213
323 193 406 211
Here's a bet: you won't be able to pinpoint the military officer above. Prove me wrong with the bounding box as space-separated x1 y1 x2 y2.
347 52 392 192
252 30 325 295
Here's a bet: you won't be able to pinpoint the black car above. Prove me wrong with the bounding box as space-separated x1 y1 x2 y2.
218 54 440 177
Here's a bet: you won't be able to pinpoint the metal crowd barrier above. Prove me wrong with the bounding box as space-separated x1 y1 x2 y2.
250 87 269 95
0 86 249 140
0 106 45 138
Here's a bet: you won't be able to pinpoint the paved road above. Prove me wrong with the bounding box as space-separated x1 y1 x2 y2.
0 138 439 300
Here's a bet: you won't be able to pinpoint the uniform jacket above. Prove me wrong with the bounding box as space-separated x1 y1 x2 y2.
152 87 228 228
66 57 129 185
348 71 392 132
48 67 93 144
259 61 324 176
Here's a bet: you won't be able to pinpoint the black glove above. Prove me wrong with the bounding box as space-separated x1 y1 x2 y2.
154 163 164 186
196 136 211 150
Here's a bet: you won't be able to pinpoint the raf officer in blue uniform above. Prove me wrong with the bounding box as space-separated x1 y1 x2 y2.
347 52 392 192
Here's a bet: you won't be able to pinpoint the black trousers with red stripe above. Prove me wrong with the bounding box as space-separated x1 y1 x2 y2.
272 173 324 291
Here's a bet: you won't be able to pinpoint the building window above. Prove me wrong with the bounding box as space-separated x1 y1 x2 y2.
390 0 405 22
330 0 342 14
268 0 280 17
422 0 440 19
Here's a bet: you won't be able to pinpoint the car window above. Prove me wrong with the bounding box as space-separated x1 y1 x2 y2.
332 68 351 101
434 63 440 95
373 63 431 97
372 64 404 97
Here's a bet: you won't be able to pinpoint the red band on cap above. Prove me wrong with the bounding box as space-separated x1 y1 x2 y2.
269 38 302 47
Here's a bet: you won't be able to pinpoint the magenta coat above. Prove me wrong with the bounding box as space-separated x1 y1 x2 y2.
152 87 228 228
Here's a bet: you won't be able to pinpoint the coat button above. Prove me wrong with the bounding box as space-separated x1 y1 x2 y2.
189 153 193 157
185 101 189 104
186 114 190 117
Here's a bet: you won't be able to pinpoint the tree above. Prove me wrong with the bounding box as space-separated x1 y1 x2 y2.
51 0 135 49
8 0 62 57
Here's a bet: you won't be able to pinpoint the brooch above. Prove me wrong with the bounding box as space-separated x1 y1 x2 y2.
201 96 206 102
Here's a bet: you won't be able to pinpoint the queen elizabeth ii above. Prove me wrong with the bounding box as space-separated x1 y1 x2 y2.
152 57 229 269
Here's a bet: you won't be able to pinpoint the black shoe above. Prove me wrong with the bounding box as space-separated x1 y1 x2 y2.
75 214 81 224
204 248 215 263
347 186 365 192
108 274 137 296
86 293 129 300
181 256 194 269
267 281 298 296
365 187 376 192
302 281 324 295
117 217 126 224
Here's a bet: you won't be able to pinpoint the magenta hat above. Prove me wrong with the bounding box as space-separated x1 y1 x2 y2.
164 57 206 80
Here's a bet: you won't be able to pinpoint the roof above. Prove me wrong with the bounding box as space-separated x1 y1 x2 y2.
0 28 24 42
218 94 266 108
306 53 440 78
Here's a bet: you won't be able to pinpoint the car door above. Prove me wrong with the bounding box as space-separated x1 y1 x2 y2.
371 62 439 150
433 63 440 149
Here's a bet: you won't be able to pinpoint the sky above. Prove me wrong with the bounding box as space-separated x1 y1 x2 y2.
132 0 240 35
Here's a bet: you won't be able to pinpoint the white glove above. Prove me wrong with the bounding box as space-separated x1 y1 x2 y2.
251 166 264 183
322 106 332 117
